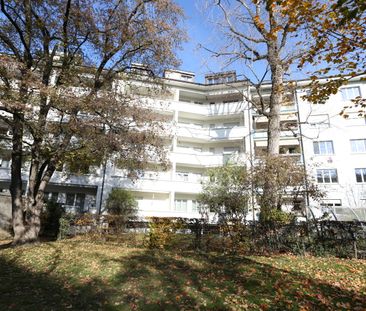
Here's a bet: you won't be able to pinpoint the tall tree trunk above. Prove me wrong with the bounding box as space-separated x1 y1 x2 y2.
10 114 25 244
260 44 284 220
267 56 283 155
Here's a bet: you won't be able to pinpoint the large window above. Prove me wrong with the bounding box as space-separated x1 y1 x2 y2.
65 193 86 212
174 199 187 212
341 87 361 101
313 141 334 155
350 139 366 153
355 168 366 183
317 169 338 183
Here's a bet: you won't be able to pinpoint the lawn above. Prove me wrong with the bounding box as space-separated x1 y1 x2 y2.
0 238 365 311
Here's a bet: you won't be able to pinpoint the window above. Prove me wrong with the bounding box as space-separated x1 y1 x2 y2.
355 168 366 183
209 147 215 154
350 139 366 153
320 199 342 213
313 141 334 155
65 193 86 212
176 172 189 181
174 199 187 212
44 192 59 203
317 169 338 183
341 87 361 101
0 157 11 168
192 200 200 212
181 74 192 81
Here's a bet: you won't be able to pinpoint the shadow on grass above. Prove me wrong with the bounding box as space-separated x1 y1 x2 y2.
102 250 366 310
0 241 365 310
0 243 107 311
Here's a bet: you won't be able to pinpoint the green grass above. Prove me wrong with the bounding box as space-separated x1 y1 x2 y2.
0 238 365 310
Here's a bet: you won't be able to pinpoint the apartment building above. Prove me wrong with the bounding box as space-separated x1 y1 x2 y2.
297 81 366 221
0 70 365 221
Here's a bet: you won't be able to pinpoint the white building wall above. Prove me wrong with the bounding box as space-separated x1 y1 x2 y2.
297 81 366 220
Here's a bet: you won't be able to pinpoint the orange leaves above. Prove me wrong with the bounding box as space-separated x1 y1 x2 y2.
253 15 265 32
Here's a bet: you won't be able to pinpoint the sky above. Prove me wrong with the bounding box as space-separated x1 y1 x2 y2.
174 1 228 82
173 1 311 83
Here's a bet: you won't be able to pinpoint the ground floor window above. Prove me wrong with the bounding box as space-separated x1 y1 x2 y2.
320 199 342 213
174 199 187 212
191 200 200 212
65 193 86 213
44 192 59 203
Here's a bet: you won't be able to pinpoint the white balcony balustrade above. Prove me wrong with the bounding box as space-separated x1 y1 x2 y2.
171 151 245 167
176 125 246 141
170 101 245 116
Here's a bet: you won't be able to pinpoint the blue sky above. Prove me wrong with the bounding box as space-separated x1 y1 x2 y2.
173 1 310 83
174 1 226 82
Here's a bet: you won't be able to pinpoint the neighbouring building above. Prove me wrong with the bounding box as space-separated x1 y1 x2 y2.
0 69 365 222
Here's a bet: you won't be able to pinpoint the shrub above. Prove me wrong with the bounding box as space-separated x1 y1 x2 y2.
145 217 184 249
57 213 75 240
106 189 138 232
41 201 65 238
259 209 295 224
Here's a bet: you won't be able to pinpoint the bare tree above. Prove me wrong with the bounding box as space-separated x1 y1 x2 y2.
202 0 306 154
0 0 185 244
200 0 310 219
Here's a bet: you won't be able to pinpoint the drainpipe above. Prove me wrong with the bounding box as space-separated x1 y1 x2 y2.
294 86 310 221
246 82 256 222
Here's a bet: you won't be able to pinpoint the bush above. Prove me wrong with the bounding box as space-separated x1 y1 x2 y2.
106 189 138 232
259 209 295 224
145 217 184 249
41 201 65 238
58 213 75 240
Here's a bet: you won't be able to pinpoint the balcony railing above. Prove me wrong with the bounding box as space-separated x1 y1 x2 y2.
171 101 245 116
176 126 246 141
171 152 245 167
252 130 298 140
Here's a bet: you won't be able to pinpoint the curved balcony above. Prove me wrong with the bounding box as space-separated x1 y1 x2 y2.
176 126 246 142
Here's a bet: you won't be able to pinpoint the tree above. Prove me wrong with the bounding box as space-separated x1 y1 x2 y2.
106 188 138 216
198 165 251 225
203 0 314 218
203 0 309 155
252 155 324 221
0 0 185 244
106 188 138 232
296 0 366 116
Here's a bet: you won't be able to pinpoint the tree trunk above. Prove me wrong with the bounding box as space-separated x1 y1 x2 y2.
267 53 283 155
10 115 26 244
260 44 284 221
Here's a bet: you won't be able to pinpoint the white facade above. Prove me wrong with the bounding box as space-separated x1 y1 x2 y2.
297 81 366 220
0 70 365 221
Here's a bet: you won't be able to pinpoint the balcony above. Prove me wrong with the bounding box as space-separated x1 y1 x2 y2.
170 101 245 116
252 105 297 116
171 152 245 167
176 126 246 141
253 130 298 140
